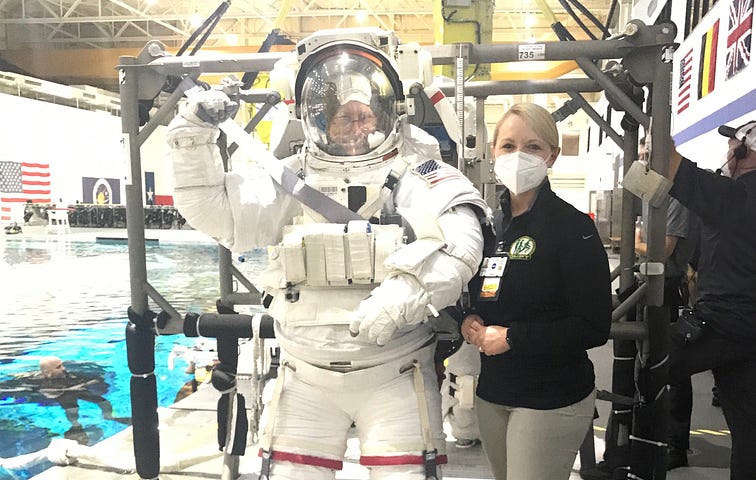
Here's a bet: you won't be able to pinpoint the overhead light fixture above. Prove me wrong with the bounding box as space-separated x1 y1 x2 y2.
525 13 537 29
355 10 368 23
189 12 203 29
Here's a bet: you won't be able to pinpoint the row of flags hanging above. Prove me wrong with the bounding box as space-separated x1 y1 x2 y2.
0 169 123 222
677 0 753 115
1 161 174 223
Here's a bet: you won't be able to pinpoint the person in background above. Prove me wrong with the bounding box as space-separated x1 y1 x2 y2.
665 121 756 480
460 103 612 479
684 229 721 410
23 199 34 224
173 358 219 403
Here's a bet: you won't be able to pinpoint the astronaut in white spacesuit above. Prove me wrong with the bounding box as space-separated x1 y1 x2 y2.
166 28 488 480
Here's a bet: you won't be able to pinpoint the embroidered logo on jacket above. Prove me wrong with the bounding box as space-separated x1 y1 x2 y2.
412 159 464 187
509 236 536 260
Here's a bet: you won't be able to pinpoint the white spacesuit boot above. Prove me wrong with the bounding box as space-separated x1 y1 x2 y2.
166 27 489 480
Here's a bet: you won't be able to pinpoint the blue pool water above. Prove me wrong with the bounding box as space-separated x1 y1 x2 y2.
0 237 265 479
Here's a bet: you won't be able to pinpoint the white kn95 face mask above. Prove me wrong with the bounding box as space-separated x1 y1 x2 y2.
494 151 548 195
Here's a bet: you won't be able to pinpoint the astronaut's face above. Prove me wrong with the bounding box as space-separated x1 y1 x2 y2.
327 100 378 156
299 45 399 160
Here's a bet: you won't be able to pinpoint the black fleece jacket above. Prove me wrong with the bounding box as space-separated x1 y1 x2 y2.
469 181 612 409
670 159 756 340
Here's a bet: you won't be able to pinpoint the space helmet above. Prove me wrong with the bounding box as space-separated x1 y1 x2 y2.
294 29 405 168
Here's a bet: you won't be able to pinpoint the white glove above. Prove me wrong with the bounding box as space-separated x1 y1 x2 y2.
182 89 239 126
349 273 431 346
45 438 78 466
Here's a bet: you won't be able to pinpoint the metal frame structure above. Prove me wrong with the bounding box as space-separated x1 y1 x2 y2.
118 20 677 480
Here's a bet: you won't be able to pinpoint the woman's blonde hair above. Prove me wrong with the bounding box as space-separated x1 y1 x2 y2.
492 103 560 152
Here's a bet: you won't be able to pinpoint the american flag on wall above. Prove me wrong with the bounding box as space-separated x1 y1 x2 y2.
726 0 753 79
0 161 51 222
677 49 694 114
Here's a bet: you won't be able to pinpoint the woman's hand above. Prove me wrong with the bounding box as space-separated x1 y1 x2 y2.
476 325 511 355
461 314 484 344
461 315 511 355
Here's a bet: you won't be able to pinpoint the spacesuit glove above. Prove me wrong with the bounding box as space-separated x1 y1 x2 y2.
349 273 431 346
45 438 78 466
184 89 239 126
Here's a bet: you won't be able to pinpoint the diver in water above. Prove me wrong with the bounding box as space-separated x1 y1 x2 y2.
3 356 130 443
36 357 130 441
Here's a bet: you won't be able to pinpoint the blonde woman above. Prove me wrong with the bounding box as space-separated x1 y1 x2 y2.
461 103 612 479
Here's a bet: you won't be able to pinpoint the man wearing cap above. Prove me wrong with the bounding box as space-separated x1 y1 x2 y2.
667 121 756 479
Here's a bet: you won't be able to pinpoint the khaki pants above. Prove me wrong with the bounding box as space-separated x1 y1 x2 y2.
476 390 595 480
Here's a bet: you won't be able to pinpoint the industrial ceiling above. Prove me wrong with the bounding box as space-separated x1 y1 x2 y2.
0 0 615 92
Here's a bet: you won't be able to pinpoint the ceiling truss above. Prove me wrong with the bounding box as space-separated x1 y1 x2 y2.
0 0 613 49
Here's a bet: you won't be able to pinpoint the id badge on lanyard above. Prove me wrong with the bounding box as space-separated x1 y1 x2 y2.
478 252 507 301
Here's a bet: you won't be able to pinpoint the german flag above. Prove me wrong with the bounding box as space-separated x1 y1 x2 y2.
698 20 720 98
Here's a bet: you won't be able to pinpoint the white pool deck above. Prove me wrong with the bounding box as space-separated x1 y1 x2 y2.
3 226 730 480
28 375 731 480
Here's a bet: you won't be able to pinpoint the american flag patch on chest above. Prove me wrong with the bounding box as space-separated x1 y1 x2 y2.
412 159 464 187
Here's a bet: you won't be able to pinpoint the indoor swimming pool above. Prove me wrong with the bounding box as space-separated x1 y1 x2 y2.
0 237 265 479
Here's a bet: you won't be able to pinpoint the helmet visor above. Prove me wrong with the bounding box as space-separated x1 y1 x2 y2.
300 48 398 157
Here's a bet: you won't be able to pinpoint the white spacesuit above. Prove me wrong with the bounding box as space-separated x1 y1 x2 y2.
166 28 488 480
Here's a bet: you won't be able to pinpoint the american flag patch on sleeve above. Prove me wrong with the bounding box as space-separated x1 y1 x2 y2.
412 159 464 187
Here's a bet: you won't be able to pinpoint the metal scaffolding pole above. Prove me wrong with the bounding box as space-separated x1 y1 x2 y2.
118 54 160 480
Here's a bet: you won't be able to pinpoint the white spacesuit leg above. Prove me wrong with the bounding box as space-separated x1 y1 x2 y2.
267 462 336 480
443 341 481 444
260 346 446 480
356 345 447 479
258 364 351 480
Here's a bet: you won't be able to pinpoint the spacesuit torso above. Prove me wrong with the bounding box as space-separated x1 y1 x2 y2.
258 123 487 369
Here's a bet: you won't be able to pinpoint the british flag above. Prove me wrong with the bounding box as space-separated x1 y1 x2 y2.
726 0 753 79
